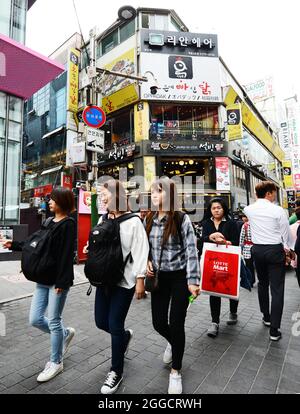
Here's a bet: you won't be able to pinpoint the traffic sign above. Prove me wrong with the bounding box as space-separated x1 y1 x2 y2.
82 105 106 129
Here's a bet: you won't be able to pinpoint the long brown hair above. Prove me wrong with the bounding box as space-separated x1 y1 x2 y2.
146 178 182 245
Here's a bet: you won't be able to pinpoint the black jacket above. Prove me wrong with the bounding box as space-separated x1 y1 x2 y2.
201 218 240 253
11 218 75 289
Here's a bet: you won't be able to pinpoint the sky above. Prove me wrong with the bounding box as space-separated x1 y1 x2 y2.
26 0 300 100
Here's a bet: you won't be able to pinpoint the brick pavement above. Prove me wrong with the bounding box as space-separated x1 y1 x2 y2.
0 271 299 394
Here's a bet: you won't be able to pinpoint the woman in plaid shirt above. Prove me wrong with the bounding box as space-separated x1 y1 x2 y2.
239 213 255 287
145 178 200 394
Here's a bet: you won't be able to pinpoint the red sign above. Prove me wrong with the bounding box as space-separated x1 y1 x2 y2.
294 174 300 190
61 173 73 190
82 105 106 129
34 184 53 198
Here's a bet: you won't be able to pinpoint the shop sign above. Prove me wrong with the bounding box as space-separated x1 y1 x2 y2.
79 189 91 215
61 173 72 190
108 144 136 161
140 52 221 102
287 190 295 208
294 173 300 190
283 160 293 189
141 29 218 57
149 141 225 154
34 184 53 198
227 103 243 141
102 84 139 114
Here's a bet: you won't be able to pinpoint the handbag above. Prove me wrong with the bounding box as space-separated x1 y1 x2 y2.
145 242 164 293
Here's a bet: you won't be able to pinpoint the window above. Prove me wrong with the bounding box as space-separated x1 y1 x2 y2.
141 13 168 30
170 17 182 32
142 13 149 29
102 30 118 55
5 141 21 221
9 96 22 122
0 92 6 118
81 45 90 69
120 20 135 43
33 84 50 116
8 121 21 142
55 87 66 127
0 0 11 37
11 0 27 44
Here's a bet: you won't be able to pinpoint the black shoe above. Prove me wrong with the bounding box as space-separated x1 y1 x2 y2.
101 371 123 394
270 328 282 341
262 317 271 327
227 313 238 325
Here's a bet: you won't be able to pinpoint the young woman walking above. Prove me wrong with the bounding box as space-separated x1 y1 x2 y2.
93 180 149 394
1 187 76 382
146 178 200 394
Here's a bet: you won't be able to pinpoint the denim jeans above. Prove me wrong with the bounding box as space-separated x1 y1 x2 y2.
95 286 135 375
29 284 69 364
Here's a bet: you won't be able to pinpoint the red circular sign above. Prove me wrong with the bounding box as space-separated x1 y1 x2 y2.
82 105 106 129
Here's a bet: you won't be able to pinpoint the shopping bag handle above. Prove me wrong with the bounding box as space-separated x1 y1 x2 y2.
216 238 230 248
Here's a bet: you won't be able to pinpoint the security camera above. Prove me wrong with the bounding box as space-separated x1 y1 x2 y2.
150 86 158 95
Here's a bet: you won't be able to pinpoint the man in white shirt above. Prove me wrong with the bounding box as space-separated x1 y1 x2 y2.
244 181 294 342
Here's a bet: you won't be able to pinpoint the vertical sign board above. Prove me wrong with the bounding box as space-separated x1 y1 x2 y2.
67 48 80 113
227 104 243 141
216 157 230 191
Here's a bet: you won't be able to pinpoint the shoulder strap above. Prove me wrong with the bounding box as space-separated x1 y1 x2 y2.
42 217 54 228
48 217 74 233
116 213 141 224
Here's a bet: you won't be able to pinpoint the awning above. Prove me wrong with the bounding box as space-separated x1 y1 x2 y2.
41 165 62 176
0 33 64 99
42 126 65 140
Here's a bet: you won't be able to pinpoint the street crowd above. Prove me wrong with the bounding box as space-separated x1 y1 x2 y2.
1 179 299 395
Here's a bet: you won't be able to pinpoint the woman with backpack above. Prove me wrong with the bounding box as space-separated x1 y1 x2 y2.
0 187 76 382
145 178 200 394
201 198 240 338
88 179 149 395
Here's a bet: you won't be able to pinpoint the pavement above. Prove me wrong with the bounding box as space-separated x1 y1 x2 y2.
0 263 300 394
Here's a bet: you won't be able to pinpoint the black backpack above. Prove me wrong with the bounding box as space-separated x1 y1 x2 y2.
84 213 140 290
21 217 73 284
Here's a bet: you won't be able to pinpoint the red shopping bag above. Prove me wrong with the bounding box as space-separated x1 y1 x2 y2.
200 243 241 300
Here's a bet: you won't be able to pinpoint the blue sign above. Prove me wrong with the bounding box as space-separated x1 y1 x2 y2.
83 105 106 129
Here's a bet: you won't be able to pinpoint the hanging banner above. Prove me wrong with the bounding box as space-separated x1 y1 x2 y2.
294 174 300 190
134 102 150 142
216 157 230 191
282 161 293 189
227 103 243 141
67 48 80 113
61 173 73 190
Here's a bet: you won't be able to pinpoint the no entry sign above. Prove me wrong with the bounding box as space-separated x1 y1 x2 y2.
82 105 106 129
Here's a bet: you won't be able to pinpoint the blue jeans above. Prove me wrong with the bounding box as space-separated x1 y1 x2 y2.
95 286 135 375
29 284 69 364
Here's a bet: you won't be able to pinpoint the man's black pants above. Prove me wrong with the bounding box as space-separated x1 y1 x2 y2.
252 244 286 329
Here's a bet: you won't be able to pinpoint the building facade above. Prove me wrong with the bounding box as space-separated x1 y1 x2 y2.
0 0 64 225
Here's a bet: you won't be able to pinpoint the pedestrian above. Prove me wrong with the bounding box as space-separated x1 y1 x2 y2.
201 198 240 338
0 187 76 382
145 178 200 394
244 181 295 341
289 198 300 224
92 180 149 395
239 212 255 287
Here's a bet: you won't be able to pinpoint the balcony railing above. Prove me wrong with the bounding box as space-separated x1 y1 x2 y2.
150 122 225 141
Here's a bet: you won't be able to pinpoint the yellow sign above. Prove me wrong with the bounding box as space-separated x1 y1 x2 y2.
99 49 136 97
143 157 156 191
282 192 288 209
283 160 293 189
224 86 285 162
102 84 139 115
67 48 80 113
134 102 150 142
227 103 243 141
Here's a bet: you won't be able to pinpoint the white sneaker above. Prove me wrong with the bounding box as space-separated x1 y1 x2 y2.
63 327 76 356
168 372 182 394
163 343 172 364
37 361 63 383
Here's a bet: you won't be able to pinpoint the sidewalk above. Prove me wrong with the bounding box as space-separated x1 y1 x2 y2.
0 270 299 394
0 261 87 303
